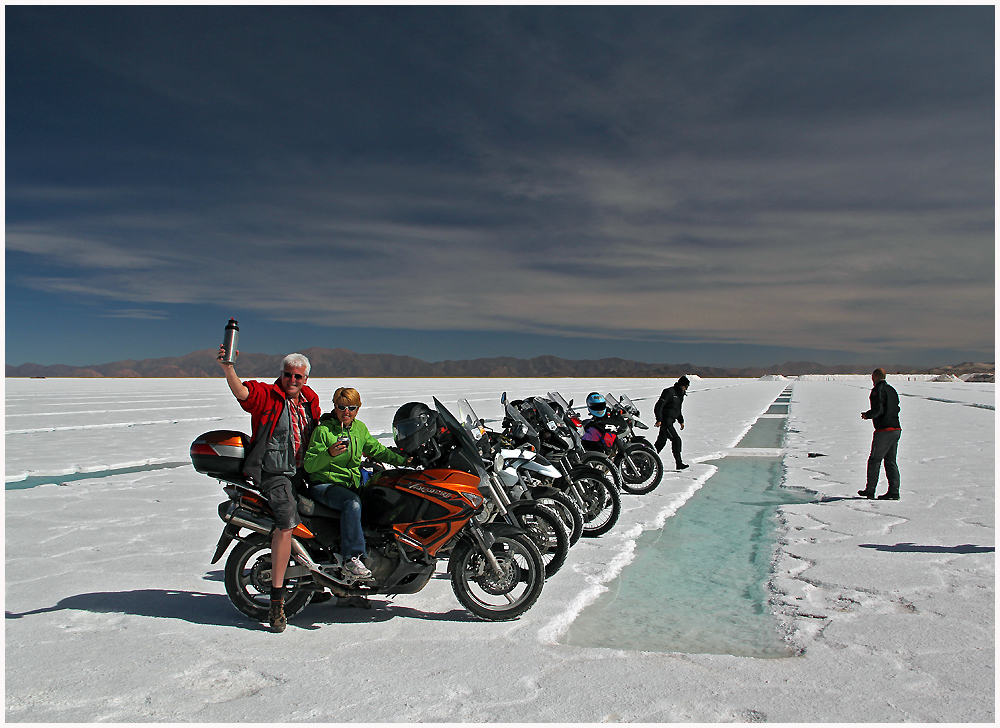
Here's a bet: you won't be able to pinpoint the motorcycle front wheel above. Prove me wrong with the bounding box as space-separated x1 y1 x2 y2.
223 536 314 622
536 491 584 546
451 532 545 621
580 452 624 493
510 501 570 578
568 466 621 537
619 444 664 495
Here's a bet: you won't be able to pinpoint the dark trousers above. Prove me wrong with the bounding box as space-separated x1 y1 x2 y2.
865 430 901 496
654 419 683 466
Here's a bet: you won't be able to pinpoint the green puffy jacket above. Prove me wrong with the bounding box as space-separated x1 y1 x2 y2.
303 413 405 490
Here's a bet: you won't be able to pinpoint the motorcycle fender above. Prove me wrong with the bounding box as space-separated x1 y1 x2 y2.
446 523 528 575
497 468 519 487
210 524 240 564
521 460 561 478
527 484 563 499
631 437 654 448
506 500 542 518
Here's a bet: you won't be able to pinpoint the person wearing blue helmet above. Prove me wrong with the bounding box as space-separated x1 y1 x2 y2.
586 392 607 418
580 392 627 452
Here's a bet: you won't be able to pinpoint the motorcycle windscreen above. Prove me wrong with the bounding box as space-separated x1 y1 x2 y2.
547 391 572 412
432 397 490 482
504 402 542 448
456 398 488 447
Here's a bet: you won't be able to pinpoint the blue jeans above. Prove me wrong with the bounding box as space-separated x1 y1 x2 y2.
309 483 366 559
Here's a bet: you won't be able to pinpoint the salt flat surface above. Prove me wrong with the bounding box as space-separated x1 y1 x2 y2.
5 377 994 722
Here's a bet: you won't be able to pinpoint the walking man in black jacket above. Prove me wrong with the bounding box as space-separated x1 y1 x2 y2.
654 376 690 470
858 368 902 500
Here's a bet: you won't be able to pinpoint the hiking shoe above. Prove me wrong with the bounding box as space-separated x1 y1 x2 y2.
858 490 875 499
346 556 372 578
268 599 286 633
876 493 900 500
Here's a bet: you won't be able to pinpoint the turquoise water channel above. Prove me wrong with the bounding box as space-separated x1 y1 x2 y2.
562 457 814 657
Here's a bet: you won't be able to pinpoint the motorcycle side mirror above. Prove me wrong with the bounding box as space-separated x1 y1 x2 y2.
568 399 573 407
501 392 507 405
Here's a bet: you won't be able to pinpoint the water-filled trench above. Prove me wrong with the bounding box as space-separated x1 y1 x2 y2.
562 388 812 657
6 462 189 490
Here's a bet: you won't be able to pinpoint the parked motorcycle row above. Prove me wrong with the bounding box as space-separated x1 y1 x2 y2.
190 391 666 625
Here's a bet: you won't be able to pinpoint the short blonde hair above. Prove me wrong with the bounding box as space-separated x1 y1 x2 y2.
333 387 361 407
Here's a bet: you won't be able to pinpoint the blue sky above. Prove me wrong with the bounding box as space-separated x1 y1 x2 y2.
6 6 994 368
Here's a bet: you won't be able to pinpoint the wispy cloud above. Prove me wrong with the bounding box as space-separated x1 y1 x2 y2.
6 6 994 364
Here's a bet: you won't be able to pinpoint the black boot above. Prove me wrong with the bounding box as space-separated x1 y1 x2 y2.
858 489 875 499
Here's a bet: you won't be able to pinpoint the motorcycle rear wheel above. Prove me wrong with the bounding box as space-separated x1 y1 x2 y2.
510 501 570 578
537 492 584 546
224 537 314 622
451 532 544 621
568 466 621 537
619 444 663 495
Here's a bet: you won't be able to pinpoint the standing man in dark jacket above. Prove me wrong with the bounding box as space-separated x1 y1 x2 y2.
654 376 690 470
858 368 902 500
218 346 323 631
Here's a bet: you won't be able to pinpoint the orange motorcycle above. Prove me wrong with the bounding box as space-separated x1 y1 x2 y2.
192 398 545 623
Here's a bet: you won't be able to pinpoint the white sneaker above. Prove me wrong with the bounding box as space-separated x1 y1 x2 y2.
345 556 372 578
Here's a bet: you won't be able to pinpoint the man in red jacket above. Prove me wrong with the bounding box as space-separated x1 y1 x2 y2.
218 346 322 632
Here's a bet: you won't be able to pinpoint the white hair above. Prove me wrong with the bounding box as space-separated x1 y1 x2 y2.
281 353 311 376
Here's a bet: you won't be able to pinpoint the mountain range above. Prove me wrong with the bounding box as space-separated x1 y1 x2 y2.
5 348 994 379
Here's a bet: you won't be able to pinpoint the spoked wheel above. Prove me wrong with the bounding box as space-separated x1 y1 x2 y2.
223 535 313 621
450 531 545 621
510 501 570 578
537 491 584 546
618 444 664 495
568 466 621 538
581 453 624 493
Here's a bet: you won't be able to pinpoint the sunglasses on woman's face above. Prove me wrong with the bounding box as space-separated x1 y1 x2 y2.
282 371 305 381
335 403 359 412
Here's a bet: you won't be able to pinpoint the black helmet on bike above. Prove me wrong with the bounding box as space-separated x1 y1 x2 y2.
392 402 440 454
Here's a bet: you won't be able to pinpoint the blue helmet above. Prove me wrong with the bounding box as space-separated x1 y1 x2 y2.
586 392 607 418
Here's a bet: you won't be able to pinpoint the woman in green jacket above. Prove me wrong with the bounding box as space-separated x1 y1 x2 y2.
303 387 406 577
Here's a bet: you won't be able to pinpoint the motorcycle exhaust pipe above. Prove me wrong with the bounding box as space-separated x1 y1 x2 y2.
221 502 276 537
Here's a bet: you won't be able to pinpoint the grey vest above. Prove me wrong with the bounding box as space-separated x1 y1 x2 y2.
262 401 296 477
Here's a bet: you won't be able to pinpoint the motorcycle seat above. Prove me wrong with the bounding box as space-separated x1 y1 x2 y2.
297 494 340 519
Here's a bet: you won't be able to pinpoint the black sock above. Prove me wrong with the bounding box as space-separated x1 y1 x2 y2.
270 585 286 602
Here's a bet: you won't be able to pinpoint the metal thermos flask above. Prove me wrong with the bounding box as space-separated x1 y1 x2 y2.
221 318 239 364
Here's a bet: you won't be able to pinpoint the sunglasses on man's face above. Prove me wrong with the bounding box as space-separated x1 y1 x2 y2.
282 371 306 381
335 403 359 412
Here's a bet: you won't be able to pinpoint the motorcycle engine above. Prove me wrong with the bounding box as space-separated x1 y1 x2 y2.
365 546 399 583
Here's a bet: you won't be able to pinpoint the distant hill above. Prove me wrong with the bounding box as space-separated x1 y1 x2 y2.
5 349 995 379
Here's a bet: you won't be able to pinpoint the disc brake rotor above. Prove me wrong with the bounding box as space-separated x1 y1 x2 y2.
248 555 272 594
472 551 520 595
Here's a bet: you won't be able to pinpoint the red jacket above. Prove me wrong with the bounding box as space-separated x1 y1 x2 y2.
239 378 322 484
